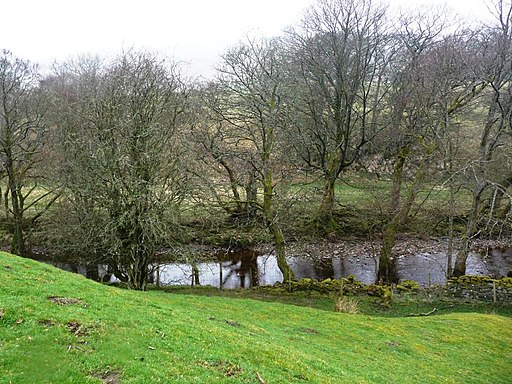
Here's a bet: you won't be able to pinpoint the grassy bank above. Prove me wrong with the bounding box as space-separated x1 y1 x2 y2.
1 252 511 383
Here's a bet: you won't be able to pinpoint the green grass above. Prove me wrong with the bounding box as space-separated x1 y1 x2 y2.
154 285 512 318
288 176 471 207
279 176 474 238
1 252 511 383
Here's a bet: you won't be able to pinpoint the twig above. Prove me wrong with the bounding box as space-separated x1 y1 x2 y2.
408 305 454 317
256 371 267 384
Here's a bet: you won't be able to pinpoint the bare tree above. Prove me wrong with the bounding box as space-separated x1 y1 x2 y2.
284 0 390 233
0 50 56 256
453 0 512 276
189 82 259 221
48 51 189 290
430 31 489 277
376 10 486 283
214 36 295 281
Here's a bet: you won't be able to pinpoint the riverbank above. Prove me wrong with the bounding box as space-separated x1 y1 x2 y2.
1 251 511 383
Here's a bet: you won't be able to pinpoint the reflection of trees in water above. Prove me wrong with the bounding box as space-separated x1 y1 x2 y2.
39 246 512 288
314 258 335 280
220 249 259 288
290 255 335 281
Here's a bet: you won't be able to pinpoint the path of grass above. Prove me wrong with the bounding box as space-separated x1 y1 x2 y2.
1 252 511 383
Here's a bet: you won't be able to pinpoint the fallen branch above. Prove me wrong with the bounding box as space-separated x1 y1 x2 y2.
408 305 454 317
256 371 266 384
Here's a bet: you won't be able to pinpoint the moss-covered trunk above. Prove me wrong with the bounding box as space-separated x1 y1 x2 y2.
191 263 200 286
126 251 150 291
262 169 295 283
5 152 27 257
378 144 430 284
378 223 399 284
244 170 258 220
317 175 337 233
452 184 485 277
271 221 295 282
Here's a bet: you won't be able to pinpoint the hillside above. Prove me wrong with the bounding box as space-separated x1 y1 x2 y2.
0 252 511 383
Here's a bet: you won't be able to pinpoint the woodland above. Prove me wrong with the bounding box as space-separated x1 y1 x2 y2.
1 0 511 290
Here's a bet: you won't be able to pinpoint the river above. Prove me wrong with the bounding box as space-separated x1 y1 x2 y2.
40 240 512 288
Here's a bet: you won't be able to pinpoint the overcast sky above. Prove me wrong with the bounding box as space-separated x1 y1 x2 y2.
1 0 494 78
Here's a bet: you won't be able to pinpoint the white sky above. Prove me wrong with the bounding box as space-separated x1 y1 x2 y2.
0 0 494 78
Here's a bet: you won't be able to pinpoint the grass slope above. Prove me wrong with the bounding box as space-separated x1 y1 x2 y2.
0 252 511 384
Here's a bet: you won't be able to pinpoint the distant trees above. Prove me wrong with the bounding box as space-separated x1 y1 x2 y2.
0 50 55 256
48 51 189 290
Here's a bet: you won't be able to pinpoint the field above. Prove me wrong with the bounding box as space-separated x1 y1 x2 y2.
1 252 511 383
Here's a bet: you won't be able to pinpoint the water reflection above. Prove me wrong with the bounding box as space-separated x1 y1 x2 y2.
42 246 512 288
153 249 511 288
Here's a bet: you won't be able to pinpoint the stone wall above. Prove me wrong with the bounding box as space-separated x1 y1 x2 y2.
442 276 512 302
273 275 512 303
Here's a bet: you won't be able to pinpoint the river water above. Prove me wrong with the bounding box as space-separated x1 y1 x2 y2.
43 244 512 288
154 247 512 289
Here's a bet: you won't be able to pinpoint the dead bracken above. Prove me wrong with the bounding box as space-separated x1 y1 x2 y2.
39 319 55 327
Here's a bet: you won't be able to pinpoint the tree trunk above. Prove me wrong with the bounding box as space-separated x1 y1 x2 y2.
390 146 409 215
452 239 470 278
248 256 259 287
377 147 408 284
123 223 152 290
245 170 258 219
127 254 149 291
378 144 429 284
262 169 295 282
3 187 9 220
447 181 455 277
452 184 485 277
271 221 295 282
317 175 337 233
6 156 27 256
378 223 399 284
191 263 200 286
